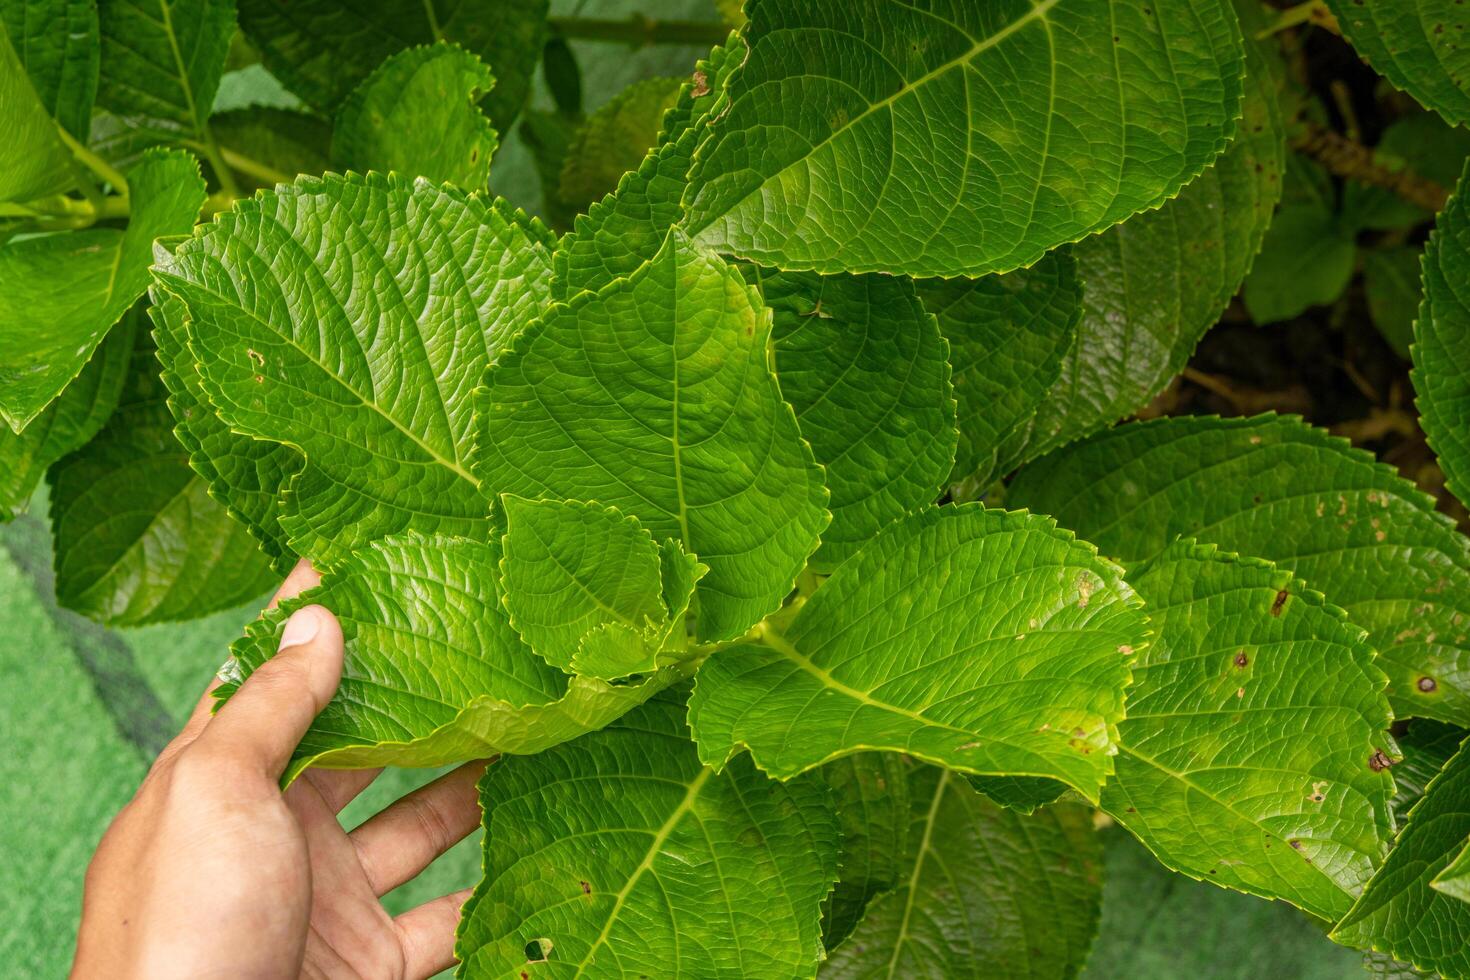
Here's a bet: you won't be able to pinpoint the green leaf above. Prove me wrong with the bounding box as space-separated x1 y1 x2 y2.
1365 247 1424 358
2 0 99 138
236 0 547 130
1242 205 1356 325
454 692 840 979
1414 161 1470 511
1343 113 1470 232
1104 540 1394 922
558 75 683 213
498 495 703 679
0 311 135 519
516 106 582 232
48 317 278 624
1392 721 1467 825
152 171 556 565
688 505 1146 799
1008 414 1470 726
207 106 332 190
752 268 957 571
554 35 741 299
475 229 829 643
221 532 684 778
917 251 1081 492
1325 0 1470 127
96 0 234 139
682 0 1246 278
332 42 497 190
1433 841 1470 904
1332 736 1470 975
821 765 1103 980
0 22 74 203
816 752 910 951
0 148 204 432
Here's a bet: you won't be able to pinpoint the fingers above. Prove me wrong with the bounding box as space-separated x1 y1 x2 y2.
349 761 489 896
269 557 322 610
302 766 383 814
192 604 344 778
395 888 474 980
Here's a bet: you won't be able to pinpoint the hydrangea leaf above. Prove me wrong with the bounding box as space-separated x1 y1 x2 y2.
475 229 829 643
0 310 135 519
816 752 911 952
552 36 741 300
208 106 333 191
332 43 497 191
1332 737 1470 975
48 322 278 625
0 148 204 432
915 250 1081 492
454 693 840 979
751 267 957 571
1325 0 1470 127
1241 205 1356 325
2 0 98 139
558 75 683 213
682 0 1246 278
152 172 556 566
1433 841 1470 904
219 533 683 779
1008 414 1470 725
1365 246 1423 358
1413 161 1470 511
1393 721 1468 824
687 505 1146 800
236 0 547 130
0 22 75 202
821 765 1103 980
1105 540 1395 922
95 0 234 140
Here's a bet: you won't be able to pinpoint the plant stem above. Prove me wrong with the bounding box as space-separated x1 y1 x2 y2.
548 14 730 47
56 125 130 195
217 146 294 187
1291 120 1450 213
1257 0 1338 38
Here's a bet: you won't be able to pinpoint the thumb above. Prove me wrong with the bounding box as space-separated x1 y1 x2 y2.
195 604 345 778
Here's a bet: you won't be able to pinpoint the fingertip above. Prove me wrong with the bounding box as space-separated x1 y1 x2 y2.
278 604 344 708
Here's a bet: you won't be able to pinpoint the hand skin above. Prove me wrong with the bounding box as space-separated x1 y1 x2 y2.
71 560 490 980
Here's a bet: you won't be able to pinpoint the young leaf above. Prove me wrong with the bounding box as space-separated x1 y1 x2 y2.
916 250 1081 491
2 0 98 139
0 22 75 202
816 752 911 951
95 0 234 140
821 765 1103 979
332 43 497 190
1413 161 1470 511
48 319 278 624
752 268 957 570
0 148 204 432
688 505 1146 800
1009 414 1470 726
1105 541 1394 922
682 0 1247 278
221 532 684 778
475 229 829 642
558 75 683 212
454 693 840 979
1325 0 1470 127
1332 736 1470 975
153 172 556 565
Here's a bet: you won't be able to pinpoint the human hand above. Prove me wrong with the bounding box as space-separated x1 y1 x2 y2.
72 561 489 980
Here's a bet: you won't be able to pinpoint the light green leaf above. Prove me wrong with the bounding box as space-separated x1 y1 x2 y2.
1325 0 1470 127
221 532 682 778
1105 540 1394 922
821 765 1103 980
0 148 204 432
752 267 957 570
1008 414 1470 725
2 0 98 138
333 43 497 191
1414 161 1470 511
688 505 1146 799
558 75 683 212
817 752 910 952
682 0 1246 278
916 251 1081 491
1332 736 1470 975
1433 841 1470 904
207 106 332 190
96 0 234 139
553 35 740 299
1365 247 1423 358
0 310 135 519
152 171 556 566
475 229 829 643
1242 205 1356 324
48 319 277 624
454 692 840 979
236 0 547 130
0 22 74 203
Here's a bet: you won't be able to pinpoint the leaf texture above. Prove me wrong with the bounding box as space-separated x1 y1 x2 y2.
688 505 1146 799
95 0 234 138
817 752 911 951
454 693 840 979
1325 0 1470 126
682 0 1247 278
208 106 333 191
475 229 828 642
153 171 556 566
2 0 98 138
558 75 683 213
0 21 74 202
1105 541 1394 921
1009 414 1470 726
1433 841 1470 904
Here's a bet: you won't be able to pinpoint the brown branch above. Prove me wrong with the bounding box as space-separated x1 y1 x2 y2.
1290 120 1450 213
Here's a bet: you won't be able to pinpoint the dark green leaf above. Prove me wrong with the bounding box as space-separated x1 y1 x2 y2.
96 0 234 139
1325 0 1470 127
0 22 74 202
2 0 98 138
1413 161 1470 510
558 75 682 212
1365 247 1423 358
206 106 331 190
817 752 910 951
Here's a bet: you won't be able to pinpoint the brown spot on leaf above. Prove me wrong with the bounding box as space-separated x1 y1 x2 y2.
1289 839 1303 850
1419 676 1439 693
1270 591 1289 617
1233 651 1249 668
690 70 709 98
580 880 591 895
1369 749 1395 772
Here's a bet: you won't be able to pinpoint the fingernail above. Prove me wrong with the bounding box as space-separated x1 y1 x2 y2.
279 605 324 651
